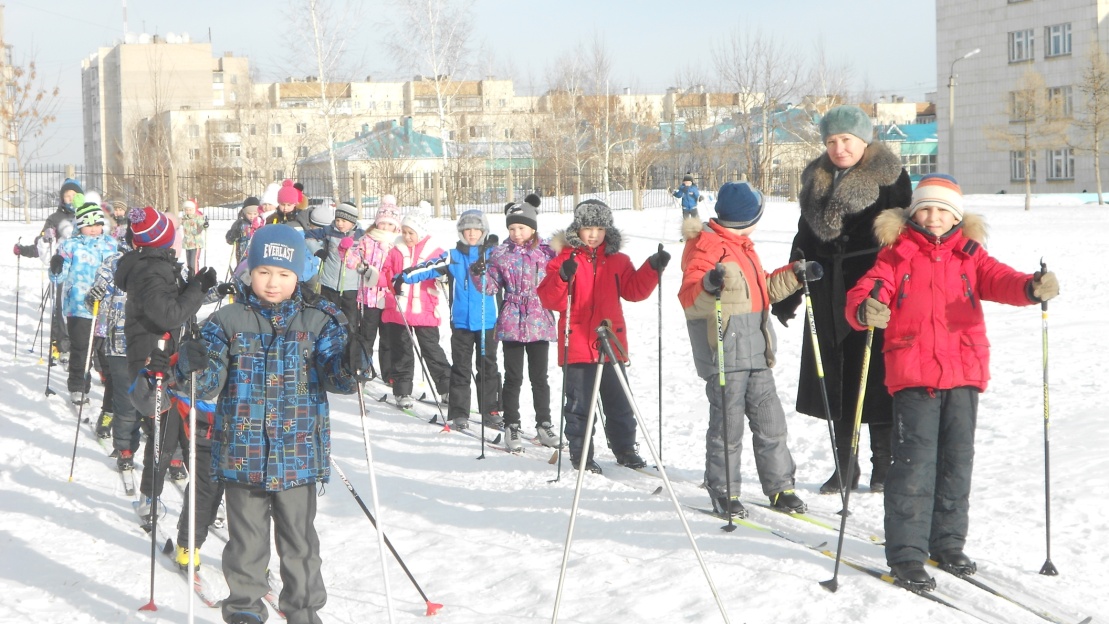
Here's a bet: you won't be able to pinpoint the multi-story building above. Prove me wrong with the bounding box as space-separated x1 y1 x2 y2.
937 0 1102 193
1 6 19 207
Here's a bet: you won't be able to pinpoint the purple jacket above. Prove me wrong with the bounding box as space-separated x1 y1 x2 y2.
475 238 556 343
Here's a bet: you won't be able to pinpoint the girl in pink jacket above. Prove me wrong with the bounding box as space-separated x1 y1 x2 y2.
347 198 401 386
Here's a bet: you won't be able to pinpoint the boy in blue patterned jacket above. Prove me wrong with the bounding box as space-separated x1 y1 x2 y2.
172 224 370 624
49 202 118 404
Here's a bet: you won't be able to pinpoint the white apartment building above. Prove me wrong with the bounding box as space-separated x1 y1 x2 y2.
937 0 1108 193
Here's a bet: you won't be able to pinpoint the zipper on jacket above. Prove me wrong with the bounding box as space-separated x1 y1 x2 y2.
961 273 977 309
896 274 910 309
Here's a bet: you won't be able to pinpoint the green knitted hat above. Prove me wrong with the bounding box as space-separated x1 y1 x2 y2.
819 105 873 144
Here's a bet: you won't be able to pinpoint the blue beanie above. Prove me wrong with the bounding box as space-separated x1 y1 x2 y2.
248 224 307 280
714 182 764 229
60 178 83 203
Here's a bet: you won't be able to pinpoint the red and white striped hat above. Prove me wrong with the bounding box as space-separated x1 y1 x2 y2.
909 174 964 221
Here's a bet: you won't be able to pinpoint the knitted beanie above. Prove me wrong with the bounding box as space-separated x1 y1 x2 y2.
375 204 401 229
683 174 694 183
334 201 360 224
714 182 764 229
129 207 175 248
59 178 83 202
819 105 874 144
505 193 540 231
182 199 198 212
242 196 261 209
908 173 964 221
248 224 307 280
309 202 335 226
569 199 613 231
261 182 281 207
75 202 107 228
402 207 432 240
276 179 300 205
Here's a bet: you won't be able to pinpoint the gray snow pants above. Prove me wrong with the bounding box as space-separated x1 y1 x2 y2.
884 386 978 566
703 369 797 498
223 482 325 624
107 355 142 455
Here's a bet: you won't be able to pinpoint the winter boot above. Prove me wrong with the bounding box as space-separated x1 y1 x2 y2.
451 416 469 431
395 394 414 409
536 421 561 448
70 391 89 406
136 497 164 525
95 412 113 439
711 495 748 519
174 543 201 570
933 550 977 576
890 561 936 591
769 489 808 514
504 424 523 453
482 411 504 429
439 391 449 405
116 449 134 471
570 453 602 474
168 458 188 481
226 612 264 624
614 446 647 469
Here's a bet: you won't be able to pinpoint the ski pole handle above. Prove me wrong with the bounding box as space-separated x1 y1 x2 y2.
1040 258 1048 312
154 333 170 381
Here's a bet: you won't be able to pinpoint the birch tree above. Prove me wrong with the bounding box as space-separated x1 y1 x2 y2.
0 54 61 222
1075 46 1109 205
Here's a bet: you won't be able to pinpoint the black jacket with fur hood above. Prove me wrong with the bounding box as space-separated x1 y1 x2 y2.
774 141 912 422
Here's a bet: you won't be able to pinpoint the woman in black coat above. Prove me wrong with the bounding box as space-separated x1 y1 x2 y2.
772 105 912 495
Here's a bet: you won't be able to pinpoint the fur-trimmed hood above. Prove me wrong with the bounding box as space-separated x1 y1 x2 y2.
873 207 988 247
681 217 710 242
550 226 624 255
800 141 905 242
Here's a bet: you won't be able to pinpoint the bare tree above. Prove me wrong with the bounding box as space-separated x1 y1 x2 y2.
0 53 61 222
1074 46 1109 205
984 68 1069 211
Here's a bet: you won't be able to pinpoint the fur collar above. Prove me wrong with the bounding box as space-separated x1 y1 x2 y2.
550 227 623 255
873 208 988 247
799 141 905 242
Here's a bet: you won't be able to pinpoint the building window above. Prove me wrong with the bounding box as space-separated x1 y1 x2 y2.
248 124 256 136
1009 29 1034 63
270 123 282 135
1010 151 1037 181
272 147 283 158
212 72 224 84
1008 90 1035 122
274 170 284 181
1045 23 1072 58
297 146 309 157
901 153 937 177
188 124 200 137
189 148 201 161
1047 85 1074 118
296 122 308 134
1047 148 1074 179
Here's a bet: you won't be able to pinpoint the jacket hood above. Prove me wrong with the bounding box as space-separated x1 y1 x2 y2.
800 141 905 242
115 246 178 293
550 226 623 255
682 217 706 242
873 207 988 247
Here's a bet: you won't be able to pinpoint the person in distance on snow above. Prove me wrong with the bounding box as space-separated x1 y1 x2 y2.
537 199 668 474
772 105 913 496
845 174 1059 590
345 196 402 389
473 194 560 453
680 182 814 519
225 196 263 267
305 200 365 329
172 224 368 624
671 174 702 219
402 208 501 432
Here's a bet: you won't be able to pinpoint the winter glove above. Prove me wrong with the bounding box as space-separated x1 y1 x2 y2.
648 249 671 272
216 282 237 297
314 248 328 260
337 237 354 257
177 340 210 374
343 335 374 381
362 265 380 287
1029 271 1059 303
702 263 726 294
470 260 486 277
792 260 824 282
485 233 499 247
146 345 172 378
856 297 891 329
202 218 210 229
12 243 21 256
84 283 108 310
49 254 64 275
559 256 578 282
392 273 405 296
190 267 218 293
42 228 56 243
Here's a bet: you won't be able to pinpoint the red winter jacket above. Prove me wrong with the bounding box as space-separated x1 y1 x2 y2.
537 228 659 365
845 210 1036 394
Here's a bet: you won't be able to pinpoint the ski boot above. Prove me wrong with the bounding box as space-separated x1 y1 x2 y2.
934 550 977 576
168 458 188 481
174 544 201 570
504 424 523 453
711 495 748 519
769 489 808 514
95 412 113 439
890 561 937 592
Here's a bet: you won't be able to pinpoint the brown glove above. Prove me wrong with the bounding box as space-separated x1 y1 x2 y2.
1030 271 1059 302
856 297 890 329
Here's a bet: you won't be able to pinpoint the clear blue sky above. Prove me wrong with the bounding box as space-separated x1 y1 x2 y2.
3 0 937 164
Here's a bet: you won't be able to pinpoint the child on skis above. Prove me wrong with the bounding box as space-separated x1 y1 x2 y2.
845 174 1059 590
49 201 118 405
537 199 668 474
679 182 812 519
672 174 701 219
380 206 451 410
305 201 364 328
225 196 262 267
108 200 130 243
179 199 209 276
475 194 558 452
403 209 500 432
171 224 368 624
346 197 401 387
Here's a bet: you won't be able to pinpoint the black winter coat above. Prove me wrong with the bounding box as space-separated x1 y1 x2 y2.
114 247 207 383
771 142 912 423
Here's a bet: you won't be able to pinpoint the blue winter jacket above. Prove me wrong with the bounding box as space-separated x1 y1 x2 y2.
89 251 128 356
673 184 700 210
405 241 497 331
177 288 357 492
51 233 118 318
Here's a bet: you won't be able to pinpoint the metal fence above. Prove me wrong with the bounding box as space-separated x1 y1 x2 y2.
0 164 804 222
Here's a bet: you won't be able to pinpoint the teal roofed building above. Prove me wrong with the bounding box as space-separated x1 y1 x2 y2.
878 122 938 183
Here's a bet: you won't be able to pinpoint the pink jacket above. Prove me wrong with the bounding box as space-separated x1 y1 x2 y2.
346 228 398 310
380 236 445 327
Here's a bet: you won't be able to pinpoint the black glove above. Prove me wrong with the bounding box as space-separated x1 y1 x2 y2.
147 345 172 377
49 254 64 275
85 283 108 310
190 267 218 292
344 335 374 381
702 263 726 294
314 248 328 260
216 282 237 297
178 340 209 374
792 260 823 282
202 218 210 229
470 260 486 277
485 233 499 247
648 249 671 272
392 273 405 296
559 256 578 282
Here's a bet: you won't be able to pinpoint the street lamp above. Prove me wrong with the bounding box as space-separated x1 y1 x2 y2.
948 48 981 180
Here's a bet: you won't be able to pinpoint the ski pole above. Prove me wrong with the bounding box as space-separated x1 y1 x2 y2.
67 300 100 481
713 263 737 532
353 383 396 623
14 238 21 360
657 243 664 463
187 368 198 622
1038 258 1058 576
44 280 60 397
821 280 882 593
139 333 171 613
797 249 846 507
549 252 576 484
29 281 49 355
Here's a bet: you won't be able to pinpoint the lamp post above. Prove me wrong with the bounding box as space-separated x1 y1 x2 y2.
948 48 981 179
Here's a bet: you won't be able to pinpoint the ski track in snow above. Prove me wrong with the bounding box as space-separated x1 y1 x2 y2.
0 192 1105 623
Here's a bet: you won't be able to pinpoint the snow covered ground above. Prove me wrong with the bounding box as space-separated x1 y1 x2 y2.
0 193 1105 623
